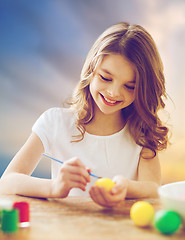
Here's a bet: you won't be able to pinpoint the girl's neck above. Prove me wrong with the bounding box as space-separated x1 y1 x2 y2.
85 108 125 136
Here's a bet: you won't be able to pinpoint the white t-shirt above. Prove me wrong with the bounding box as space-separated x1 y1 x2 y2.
32 107 142 196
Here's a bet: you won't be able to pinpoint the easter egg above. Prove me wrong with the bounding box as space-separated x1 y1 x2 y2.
95 178 115 192
130 201 155 227
154 210 181 235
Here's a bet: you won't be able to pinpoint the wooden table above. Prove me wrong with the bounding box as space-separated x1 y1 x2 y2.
0 195 184 240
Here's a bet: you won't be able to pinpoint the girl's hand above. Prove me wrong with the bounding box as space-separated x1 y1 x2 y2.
50 157 90 198
89 175 128 207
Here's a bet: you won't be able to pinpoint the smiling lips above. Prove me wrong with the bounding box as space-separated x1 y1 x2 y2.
100 93 120 106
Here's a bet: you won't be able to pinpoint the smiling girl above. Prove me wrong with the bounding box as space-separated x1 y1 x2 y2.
0 22 169 207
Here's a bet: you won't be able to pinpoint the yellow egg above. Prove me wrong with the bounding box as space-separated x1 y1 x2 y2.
130 201 155 227
95 178 115 192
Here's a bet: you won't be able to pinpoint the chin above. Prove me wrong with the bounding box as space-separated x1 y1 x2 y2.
98 106 121 116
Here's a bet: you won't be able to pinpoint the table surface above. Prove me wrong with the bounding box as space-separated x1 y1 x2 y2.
0 194 184 240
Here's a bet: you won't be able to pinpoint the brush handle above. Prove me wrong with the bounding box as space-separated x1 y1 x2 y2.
42 153 64 164
42 153 100 179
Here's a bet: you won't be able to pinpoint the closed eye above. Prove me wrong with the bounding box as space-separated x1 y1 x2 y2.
125 85 135 90
99 74 112 82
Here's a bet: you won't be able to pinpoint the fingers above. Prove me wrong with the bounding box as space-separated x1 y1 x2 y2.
62 164 90 184
55 157 91 195
89 186 117 207
68 171 89 190
111 175 128 195
62 157 91 183
52 177 87 198
90 186 126 207
63 178 87 192
89 176 128 207
89 186 108 207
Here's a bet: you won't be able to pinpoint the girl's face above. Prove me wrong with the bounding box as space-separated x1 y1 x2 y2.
89 54 136 117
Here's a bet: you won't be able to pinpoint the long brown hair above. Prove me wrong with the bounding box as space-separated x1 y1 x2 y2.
69 22 169 157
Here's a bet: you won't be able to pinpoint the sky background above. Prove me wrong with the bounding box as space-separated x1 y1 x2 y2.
0 0 185 183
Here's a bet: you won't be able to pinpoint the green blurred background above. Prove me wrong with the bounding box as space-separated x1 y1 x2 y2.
0 0 185 183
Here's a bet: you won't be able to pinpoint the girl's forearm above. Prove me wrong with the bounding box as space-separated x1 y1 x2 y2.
126 179 160 199
0 173 53 198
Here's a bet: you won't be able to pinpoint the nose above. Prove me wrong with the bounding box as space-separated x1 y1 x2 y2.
106 84 120 98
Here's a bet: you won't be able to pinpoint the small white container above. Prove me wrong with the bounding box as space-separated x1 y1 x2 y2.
158 181 185 223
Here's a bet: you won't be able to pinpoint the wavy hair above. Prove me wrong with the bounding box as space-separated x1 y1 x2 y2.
69 22 169 157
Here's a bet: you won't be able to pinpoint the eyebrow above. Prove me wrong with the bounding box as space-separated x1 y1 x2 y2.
101 68 113 76
101 68 136 83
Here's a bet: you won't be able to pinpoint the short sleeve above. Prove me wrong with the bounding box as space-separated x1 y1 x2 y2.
32 108 56 153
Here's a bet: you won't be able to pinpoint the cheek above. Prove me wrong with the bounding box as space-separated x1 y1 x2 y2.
123 90 135 103
90 77 104 93
131 91 136 101
89 79 98 98
130 93 136 103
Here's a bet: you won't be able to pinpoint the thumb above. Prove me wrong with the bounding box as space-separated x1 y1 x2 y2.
111 176 127 194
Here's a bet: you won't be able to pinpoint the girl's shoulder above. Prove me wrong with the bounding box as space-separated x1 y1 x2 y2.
34 107 75 129
34 107 76 134
42 107 74 120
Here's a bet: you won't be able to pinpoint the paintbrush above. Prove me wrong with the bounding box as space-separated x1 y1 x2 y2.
42 153 101 179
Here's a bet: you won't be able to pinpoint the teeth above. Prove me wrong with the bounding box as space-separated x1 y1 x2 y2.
104 96 117 104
